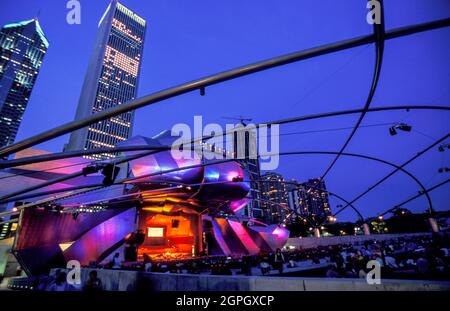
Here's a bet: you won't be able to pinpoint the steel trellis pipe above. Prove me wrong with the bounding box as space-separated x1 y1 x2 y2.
334 133 449 217
0 17 448 158
0 178 364 226
318 0 385 182
0 157 238 204
0 146 167 169
0 149 162 202
1 179 361 230
0 105 448 170
377 178 450 219
328 192 364 221
0 150 432 220
265 151 434 217
4 105 448 203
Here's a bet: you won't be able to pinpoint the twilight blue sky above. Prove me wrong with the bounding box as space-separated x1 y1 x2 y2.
0 0 449 221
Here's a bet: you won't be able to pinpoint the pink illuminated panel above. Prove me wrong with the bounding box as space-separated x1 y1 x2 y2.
228 220 260 255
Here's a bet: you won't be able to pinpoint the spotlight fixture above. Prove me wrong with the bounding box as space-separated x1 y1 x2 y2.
389 123 412 136
389 127 397 136
438 167 449 173
397 123 412 132
438 144 449 152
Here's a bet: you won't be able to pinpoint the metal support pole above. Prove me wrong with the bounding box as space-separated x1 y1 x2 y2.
0 18 448 158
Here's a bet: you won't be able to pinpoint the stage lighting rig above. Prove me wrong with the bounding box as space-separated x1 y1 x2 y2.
438 167 449 173
438 144 449 152
389 123 412 136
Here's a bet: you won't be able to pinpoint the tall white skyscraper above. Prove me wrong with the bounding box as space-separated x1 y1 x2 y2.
66 0 146 159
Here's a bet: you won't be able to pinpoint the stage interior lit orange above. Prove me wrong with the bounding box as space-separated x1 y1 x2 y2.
137 211 201 261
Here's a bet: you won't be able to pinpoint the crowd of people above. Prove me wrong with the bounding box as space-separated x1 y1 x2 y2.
136 235 450 280
93 233 450 281
319 234 450 280
10 233 449 291
28 269 103 292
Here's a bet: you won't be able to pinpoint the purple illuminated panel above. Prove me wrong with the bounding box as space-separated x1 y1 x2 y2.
14 207 131 275
204 215 231 255
119 135 204 184
8 133 287 274
228 220 260 255
206 218 287 256
195 161 250 202
63 208 136 265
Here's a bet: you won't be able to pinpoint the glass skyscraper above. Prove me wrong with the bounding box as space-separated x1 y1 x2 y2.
0 18 48 148
260 172 290 224
66 0 146 159
291 178 331 224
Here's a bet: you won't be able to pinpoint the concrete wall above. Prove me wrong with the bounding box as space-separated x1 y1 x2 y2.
50 268 450 291
285 233 431 249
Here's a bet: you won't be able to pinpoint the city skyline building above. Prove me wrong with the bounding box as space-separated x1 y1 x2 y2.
0 18 48 148
65 0 146 159
231 125 263 220
289 178 331 223
260 172 290 224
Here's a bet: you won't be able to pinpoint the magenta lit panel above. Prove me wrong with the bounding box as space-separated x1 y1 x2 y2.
62 208 136 265
228 220 260 255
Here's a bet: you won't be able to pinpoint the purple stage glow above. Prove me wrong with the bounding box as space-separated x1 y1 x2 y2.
9 132 288 274
62 208 136 265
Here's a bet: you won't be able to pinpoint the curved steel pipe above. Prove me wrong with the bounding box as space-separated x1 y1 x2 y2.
0 149 162 202
319 0 385 181
0 17 448 158
377 178 450 218
0 157 237 203
1 105 449 170
0 145 167 169
266 151 434 216
1 150 431 224
328 192 364 221
334 133 449 216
